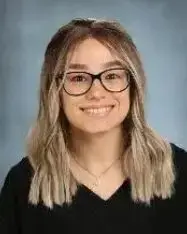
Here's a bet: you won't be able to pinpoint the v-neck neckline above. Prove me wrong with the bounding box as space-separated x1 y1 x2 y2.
77 178 130 204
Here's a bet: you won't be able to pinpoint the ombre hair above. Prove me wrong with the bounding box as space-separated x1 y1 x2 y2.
26 18 175 209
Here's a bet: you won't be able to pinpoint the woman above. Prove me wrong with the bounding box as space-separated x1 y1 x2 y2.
0 17 187 234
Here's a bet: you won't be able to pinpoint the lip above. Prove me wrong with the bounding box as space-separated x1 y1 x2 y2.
80 105 115 110
80 105 114 117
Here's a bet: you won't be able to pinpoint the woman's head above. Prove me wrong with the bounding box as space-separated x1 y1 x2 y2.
27 18 174 208
61 38 131 137
41 18 146 144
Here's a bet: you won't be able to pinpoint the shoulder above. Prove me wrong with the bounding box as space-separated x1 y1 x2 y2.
151 143 187 231
5 157 33 183
170 142 187 176
0 157 33 199
170 142 187 159
169 142 187 197
0 158 33 232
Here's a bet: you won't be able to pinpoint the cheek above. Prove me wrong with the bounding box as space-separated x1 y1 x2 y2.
60 91 80 119
115 90 130 115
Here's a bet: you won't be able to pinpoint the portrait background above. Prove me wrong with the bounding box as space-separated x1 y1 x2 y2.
0 0 186 188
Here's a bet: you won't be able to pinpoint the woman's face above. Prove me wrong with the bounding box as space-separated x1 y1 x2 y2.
61 38 130 135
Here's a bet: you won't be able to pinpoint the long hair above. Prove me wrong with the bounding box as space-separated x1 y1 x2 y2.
26 18 175 209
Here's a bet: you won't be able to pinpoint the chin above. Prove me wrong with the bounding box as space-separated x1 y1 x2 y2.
77 121 122 136
82 127 110 135
67 110 128 136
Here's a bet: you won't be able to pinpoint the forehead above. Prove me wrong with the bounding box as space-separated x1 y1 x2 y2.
69 38 119 63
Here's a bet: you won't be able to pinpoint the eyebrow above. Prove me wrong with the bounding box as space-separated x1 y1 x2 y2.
68 60 124 70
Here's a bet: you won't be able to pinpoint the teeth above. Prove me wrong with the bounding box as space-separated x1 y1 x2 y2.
82 107 112 116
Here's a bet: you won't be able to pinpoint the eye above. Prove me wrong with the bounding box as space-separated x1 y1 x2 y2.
66 73 88 82
105 73 120 80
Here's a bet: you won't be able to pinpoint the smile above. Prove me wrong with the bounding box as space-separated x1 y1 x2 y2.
81 106 114 116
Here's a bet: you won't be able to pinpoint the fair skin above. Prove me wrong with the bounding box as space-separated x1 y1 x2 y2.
61 38 130 199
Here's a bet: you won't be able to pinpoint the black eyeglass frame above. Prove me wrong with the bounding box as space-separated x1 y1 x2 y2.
58 67 131 96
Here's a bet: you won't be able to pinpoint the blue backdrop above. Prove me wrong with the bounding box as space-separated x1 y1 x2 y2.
0 0 187 187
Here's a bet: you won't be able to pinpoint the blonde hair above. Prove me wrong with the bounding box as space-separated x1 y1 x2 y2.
26 18 175 209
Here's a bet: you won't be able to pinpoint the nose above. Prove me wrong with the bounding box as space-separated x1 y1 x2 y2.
85 79 107 100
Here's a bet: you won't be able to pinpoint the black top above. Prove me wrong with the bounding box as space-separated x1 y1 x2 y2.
0 143 187 234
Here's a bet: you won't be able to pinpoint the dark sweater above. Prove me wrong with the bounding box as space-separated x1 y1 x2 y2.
0 143 187 234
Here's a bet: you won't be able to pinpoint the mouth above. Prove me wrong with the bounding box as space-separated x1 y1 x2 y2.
80 105 114 117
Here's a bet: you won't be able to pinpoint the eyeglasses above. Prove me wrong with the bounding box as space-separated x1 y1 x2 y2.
58 68 130 96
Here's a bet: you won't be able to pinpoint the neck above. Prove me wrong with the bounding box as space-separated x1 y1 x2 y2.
69 126 125 173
